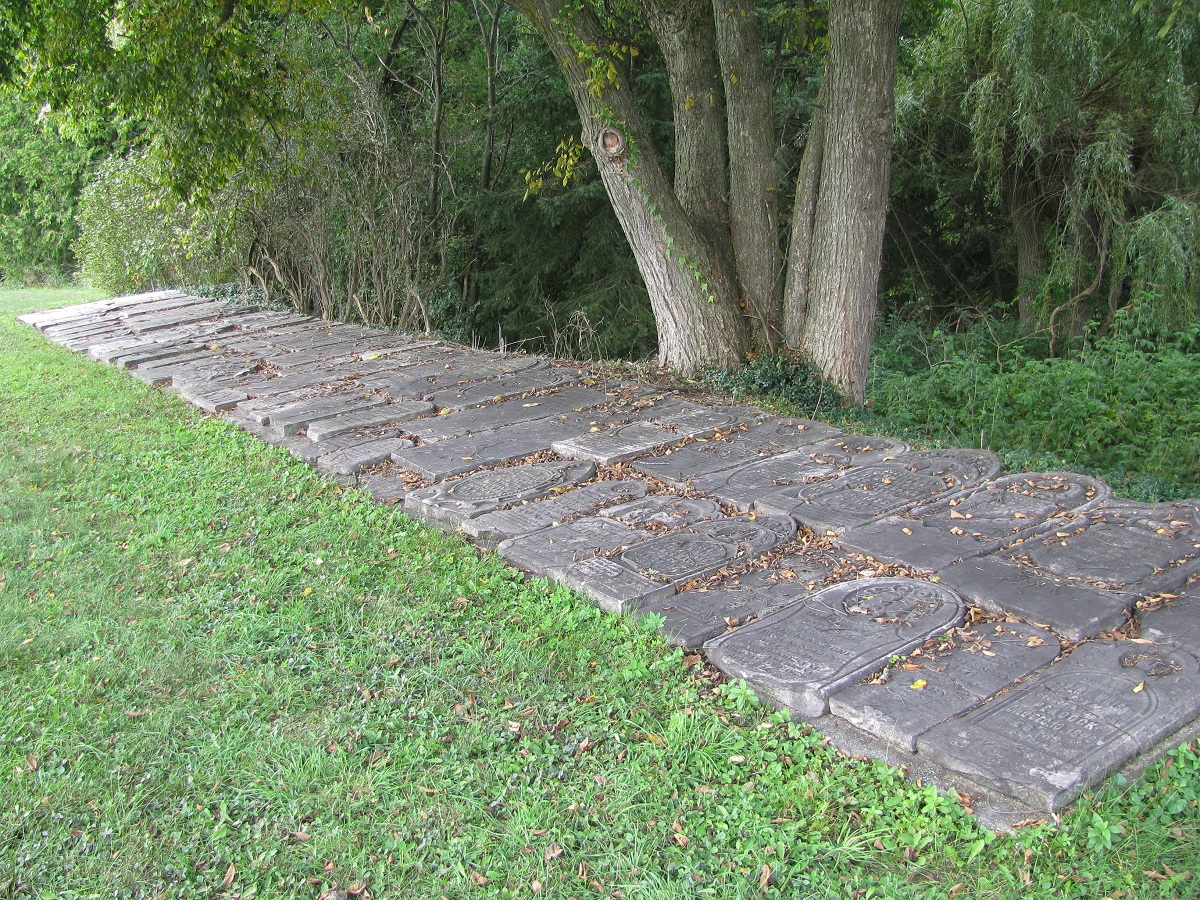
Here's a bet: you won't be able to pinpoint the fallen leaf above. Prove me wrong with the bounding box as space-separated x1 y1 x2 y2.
222 862 236 890
758 863 772 891
1133 681 1145 693
901 527 912 535
470 871 489 886
530 880 543 893
290 831 312 842
544 843 563 861
910 679 928 690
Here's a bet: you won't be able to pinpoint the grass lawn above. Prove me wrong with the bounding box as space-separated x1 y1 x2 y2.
1 286 1197 899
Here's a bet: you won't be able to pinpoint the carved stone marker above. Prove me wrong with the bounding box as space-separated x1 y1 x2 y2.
403 460 597 528
685 435 910 511
829 622 1061 751
1140 591 1200 656
315 437 414 476
497 517 638 580
642 547 840 647
918 641 1200 810
839 472 1110 571
599 495 723 528
305 401 435 442
705 578 965 717
403 387 614 444
427 369 576 411
632 420 841 487
759 450 1002 533
939 499 1200 639
563 515 797 613
463 480 649 547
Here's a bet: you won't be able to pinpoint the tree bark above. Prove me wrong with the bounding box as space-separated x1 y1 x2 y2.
792 0 903 405
1009 160 1046 334
513 0 747 371
713 0 782 348
783 77 826 346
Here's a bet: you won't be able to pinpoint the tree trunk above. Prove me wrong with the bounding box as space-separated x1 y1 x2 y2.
513 0 747 371
1010 160 1046 335
713 0 782 348
790 0 903 405
783 77 826 346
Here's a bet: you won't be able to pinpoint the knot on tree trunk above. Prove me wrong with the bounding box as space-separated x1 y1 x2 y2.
597 126 628 160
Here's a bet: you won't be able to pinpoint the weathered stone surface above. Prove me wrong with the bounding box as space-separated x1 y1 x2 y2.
392 411 620 481
285 426 410 465
174 384 249 413
358 471 422 504
553 422 689 466
939 499 1200 639
497 517 638 580
839 472 1110 571
404 460 597 528
919 641 1200 810
565 515 797 613
403 387 614 443
427 369 576 411
631 420 841 486
1141 591 1200 655
315 437 414 476
265 392 387 436
364 355 546 399
560 557 678 614
685 435 910 511
305 401 435 442
643 547 840 647
705 578 965 718
829 622 1061 751
599 495 723 528
760 450 1002 533
463 480 649 547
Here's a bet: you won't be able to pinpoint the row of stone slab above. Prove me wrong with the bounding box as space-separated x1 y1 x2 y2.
18 290 1200 817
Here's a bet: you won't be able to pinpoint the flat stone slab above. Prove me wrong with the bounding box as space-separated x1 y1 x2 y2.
939 499 1200 639
463 480 650 547
403 460 597 528
563 515 797 613
705 578 965 718
759 449 1002 533
391 411 621 481
264 392 387 437
631 420 842 487
918 641 1200 810
643 547 841 647
497 517 640 580
599 495 723 528
839 472 1110 571
426 369 577 411
829 622 1062 751
1140 590 1200 655
304 401 435 442
685 435 910 511
364 355 547 399
553 421 693 466
403 386 615 443
174 384 249 413
315 437 414 476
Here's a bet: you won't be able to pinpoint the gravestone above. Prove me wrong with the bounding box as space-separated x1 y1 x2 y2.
266 392 387 437
366 355 547 399
759 449 1001 533
704 578 965 717
828 621 1061 751
1141 591 1200 656
685 435 910 511
642 546 841 647
839 472 1110 571
463 480 649 546
403 460 597 528
315 437 414 476
391 411 623 481
305 401 435 442
939 499 1200 639
563 515 797 613
632 420 842 487
427 369 577 411
497 517 639 581
403 386 614 444
599 495 723 528
918 641 1200 810
174 384 249 413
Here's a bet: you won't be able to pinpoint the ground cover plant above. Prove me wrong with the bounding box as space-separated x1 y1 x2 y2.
2 286 1198 899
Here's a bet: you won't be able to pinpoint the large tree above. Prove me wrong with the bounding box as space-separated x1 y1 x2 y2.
512 0 905 402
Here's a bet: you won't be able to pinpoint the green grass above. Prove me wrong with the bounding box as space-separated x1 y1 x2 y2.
2 286 1198 899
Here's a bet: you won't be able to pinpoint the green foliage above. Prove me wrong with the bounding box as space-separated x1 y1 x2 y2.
0 93 91 283
3 286 1199 899
75 153 247 293
867 309 1200 498
705 351 845 418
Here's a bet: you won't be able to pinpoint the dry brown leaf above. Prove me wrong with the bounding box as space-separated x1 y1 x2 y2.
470 871 489 886
544 843 564 861
222 862 236 890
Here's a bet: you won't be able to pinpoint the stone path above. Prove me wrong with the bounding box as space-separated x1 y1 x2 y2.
20 290 1200 822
